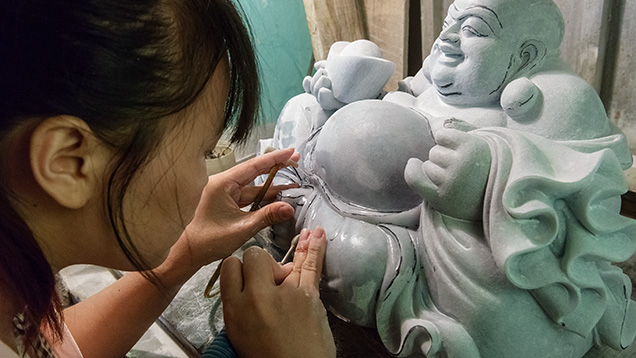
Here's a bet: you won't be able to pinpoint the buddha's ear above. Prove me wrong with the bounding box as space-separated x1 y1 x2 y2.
30 115 110 209
515 40 548 76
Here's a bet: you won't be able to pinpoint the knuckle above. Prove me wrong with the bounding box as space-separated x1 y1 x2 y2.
243 246 265 262
428 146 444 163
262 208 278 226
302 259 319 273
436 127 452 140
422 160 437 174
302 246 323 272
291 266 303 277
318 87 333 98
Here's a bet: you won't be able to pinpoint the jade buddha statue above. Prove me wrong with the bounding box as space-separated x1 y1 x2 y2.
258 0 636 356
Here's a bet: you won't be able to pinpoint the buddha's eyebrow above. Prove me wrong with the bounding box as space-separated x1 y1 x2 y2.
448 3 461 20
463 5 503 30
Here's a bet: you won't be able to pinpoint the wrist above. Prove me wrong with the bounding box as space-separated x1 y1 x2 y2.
150 240 200 291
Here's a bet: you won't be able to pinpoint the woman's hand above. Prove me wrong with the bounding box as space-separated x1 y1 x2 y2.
220 227 336 358
157 148 301 284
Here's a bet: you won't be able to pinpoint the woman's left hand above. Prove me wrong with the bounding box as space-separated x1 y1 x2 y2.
159 148 300 282
220 227 336 358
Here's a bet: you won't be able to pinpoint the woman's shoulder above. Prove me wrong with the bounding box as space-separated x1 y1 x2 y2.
0 339 20 358
42 322 84 358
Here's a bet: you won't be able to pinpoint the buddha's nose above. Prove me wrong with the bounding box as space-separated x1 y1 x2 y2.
439 23 460 44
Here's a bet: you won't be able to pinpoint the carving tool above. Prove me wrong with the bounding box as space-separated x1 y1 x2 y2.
249 146 299 211
204 148 298 298
203 234 300 298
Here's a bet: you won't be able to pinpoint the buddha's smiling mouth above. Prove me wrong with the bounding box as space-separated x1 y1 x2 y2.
435 43 464 64
436 82 462 97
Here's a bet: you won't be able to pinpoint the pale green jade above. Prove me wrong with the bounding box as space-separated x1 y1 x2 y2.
259 0 636 356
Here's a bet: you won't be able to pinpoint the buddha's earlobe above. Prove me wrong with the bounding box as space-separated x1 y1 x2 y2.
29 115 108 209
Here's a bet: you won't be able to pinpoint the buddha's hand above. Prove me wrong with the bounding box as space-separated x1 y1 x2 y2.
221 227 336 358
405 128 491 221
302 60 346 110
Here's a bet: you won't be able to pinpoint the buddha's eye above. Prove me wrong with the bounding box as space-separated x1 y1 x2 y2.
462 25 483 37
461 17 494 37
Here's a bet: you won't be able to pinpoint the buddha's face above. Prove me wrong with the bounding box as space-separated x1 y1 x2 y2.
426 0 524 107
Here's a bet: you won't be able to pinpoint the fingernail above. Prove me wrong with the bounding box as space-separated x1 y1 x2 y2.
311 226 325 238
300 228 311 243
278 205 294 219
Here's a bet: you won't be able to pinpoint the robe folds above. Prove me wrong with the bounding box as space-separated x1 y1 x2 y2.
376 126 636 357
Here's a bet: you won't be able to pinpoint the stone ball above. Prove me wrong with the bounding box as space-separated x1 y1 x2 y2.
313 100 435 212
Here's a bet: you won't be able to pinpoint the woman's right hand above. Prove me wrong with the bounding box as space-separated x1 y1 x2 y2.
220 227 336 358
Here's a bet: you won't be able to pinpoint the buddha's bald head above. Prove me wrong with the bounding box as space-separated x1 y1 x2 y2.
453 0 564 52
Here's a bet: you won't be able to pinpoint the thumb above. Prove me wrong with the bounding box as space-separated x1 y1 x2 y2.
405 158 438 200
303 75 312 93
314 60 327 70
317 87 345 110
243 201 295 236
273 262 294 285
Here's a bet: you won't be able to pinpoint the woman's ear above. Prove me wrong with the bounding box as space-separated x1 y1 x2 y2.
29 115 109 209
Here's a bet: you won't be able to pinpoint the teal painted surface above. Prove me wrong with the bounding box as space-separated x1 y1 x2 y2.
239 0 313 123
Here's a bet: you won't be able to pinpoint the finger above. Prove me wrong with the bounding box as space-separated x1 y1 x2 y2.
286 228 311 286
303 75 312 93
434 128 466 150
299 227 327 289
241 246 277 290
237 183 299 207
312 75 332 95
422 160 445 187
314 60 327 70
404 158 438 200
261 183 301 201
220 256 244 299
428 145 454 168
317 88 345 110
224 148 296 187
273 262 294 285
239 201 296 239
310 69 327 95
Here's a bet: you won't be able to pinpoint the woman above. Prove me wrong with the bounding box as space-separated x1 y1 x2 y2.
0 0 336 357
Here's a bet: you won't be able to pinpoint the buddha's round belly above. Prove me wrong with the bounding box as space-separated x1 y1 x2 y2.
313 100 435 212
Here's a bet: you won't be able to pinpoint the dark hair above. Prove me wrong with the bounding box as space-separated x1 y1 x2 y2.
0 0 260 348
